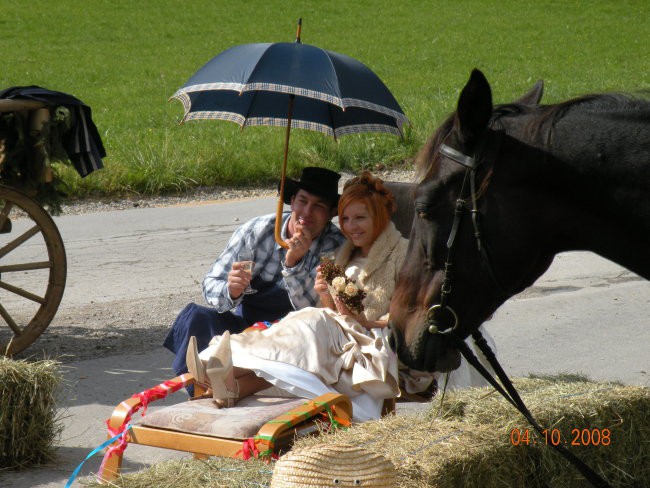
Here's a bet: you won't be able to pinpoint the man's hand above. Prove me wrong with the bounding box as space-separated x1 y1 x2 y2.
285 218 313 268
227 261 252 299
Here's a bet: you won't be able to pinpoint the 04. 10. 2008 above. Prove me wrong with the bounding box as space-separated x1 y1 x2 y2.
510 428 611 447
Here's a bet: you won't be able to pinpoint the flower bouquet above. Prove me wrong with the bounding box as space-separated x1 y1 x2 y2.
319 258 366 314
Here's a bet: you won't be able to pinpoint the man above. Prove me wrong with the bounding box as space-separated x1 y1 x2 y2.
163 167 345 378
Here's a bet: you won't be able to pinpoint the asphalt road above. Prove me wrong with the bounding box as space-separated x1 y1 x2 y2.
3 196 648 488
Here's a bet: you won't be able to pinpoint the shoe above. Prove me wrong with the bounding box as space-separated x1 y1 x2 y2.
205 331 239 408
186 336 208 386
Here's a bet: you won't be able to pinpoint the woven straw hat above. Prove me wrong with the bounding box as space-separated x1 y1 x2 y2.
270 443 397 487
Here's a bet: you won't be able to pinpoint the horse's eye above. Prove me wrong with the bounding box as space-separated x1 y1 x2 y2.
415 203 430 219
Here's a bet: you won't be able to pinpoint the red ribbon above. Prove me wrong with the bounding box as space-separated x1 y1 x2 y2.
236 437 278 461
97 374 192 478
238 438 260 460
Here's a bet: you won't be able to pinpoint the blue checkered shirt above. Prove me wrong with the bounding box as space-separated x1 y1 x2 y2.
203 212 345 313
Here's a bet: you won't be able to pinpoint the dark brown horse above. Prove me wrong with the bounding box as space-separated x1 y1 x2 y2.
388 69 650 373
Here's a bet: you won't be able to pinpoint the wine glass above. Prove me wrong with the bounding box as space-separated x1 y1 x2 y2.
237 248 257 295
319 250 336 264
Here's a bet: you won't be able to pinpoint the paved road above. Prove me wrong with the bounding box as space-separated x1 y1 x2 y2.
3 196 648 487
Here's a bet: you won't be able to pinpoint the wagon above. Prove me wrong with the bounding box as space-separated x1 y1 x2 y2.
0 87 105 356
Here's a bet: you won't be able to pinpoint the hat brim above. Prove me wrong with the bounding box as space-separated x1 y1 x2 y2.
281 178 340 207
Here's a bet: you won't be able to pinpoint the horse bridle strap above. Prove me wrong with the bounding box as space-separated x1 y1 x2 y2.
452 330 613 488
439 143 477 169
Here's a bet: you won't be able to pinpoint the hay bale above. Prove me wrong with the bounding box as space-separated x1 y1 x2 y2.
0 357 63 469
86 457 274 488
293 378 649 487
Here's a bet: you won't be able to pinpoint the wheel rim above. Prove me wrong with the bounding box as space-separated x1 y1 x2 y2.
0 186 66 356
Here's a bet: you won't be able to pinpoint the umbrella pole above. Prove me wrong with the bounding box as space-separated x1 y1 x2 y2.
275 95 295 248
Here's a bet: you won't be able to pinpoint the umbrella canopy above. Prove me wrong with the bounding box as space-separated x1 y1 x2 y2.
172 42 409 138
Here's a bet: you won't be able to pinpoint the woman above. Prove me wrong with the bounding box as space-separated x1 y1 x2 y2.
187 171 418 421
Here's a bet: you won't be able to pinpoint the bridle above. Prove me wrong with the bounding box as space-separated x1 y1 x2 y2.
424 129 513 336
424 130 612 488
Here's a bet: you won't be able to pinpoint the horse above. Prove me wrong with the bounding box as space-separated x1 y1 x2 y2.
388 69 650 374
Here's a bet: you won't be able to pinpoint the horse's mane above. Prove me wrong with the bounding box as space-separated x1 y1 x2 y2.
508 93 650 138
414 114 454 183
416 93 649 181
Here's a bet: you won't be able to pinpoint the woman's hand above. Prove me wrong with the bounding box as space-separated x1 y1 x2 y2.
314 266 330 295
315 266 335 309
334 296 371 329
334 296 387 330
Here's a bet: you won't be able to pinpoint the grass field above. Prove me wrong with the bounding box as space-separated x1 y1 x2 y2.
1 0 648 197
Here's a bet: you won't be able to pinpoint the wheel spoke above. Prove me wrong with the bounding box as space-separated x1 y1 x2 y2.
0 261 52 272
0 280 46 304
0 225 41 259
0 302 22 335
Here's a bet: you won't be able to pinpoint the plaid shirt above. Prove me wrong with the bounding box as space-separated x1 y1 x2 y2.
203 212 344 313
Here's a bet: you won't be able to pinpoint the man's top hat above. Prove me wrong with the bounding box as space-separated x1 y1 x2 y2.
281 167 341 207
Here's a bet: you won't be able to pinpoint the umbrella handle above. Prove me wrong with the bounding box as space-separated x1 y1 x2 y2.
274 95 295 249
275 197 289 249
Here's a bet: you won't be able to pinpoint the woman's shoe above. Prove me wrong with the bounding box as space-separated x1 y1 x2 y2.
186 336 208 386
205 331 239 408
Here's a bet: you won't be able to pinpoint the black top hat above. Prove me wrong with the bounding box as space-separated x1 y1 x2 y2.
281 167 341 207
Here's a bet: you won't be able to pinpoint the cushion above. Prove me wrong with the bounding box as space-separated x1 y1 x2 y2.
137 396 307 440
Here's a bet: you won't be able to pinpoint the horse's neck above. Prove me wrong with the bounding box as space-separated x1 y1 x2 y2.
502 115 650 279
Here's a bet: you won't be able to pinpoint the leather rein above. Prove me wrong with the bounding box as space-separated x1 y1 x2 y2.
428 133 612 488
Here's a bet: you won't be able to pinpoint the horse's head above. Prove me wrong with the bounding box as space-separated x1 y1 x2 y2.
389 70 553 372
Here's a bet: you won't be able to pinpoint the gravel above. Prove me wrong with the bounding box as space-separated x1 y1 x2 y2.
58 169 416 216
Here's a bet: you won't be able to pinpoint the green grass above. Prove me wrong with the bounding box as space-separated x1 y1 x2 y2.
1 0 648 197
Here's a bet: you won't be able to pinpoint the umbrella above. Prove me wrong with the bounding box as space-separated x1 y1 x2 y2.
171 20 409 247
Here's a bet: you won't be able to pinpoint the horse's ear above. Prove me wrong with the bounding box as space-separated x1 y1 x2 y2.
455 69 493 146
514 79 544 105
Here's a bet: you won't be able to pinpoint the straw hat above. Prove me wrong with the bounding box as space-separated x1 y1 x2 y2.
270 443 397 487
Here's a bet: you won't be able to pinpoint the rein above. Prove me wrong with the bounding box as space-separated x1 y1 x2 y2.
429 136 613 488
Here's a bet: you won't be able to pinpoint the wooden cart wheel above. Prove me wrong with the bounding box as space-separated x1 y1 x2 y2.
0 185 66 356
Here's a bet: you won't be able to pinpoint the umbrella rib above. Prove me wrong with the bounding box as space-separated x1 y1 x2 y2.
327 103 338 142
239 43 275 89
240 89 262 130
323 52 344 110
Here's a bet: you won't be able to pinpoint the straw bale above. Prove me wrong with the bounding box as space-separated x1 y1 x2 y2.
81 377 649 487
0 357 63 469
293 378 649 487
82 457 274 488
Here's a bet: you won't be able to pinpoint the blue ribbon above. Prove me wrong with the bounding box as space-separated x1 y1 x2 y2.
64 425 132 488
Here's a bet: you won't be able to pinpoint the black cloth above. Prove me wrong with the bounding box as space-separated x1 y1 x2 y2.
0 85 105 176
